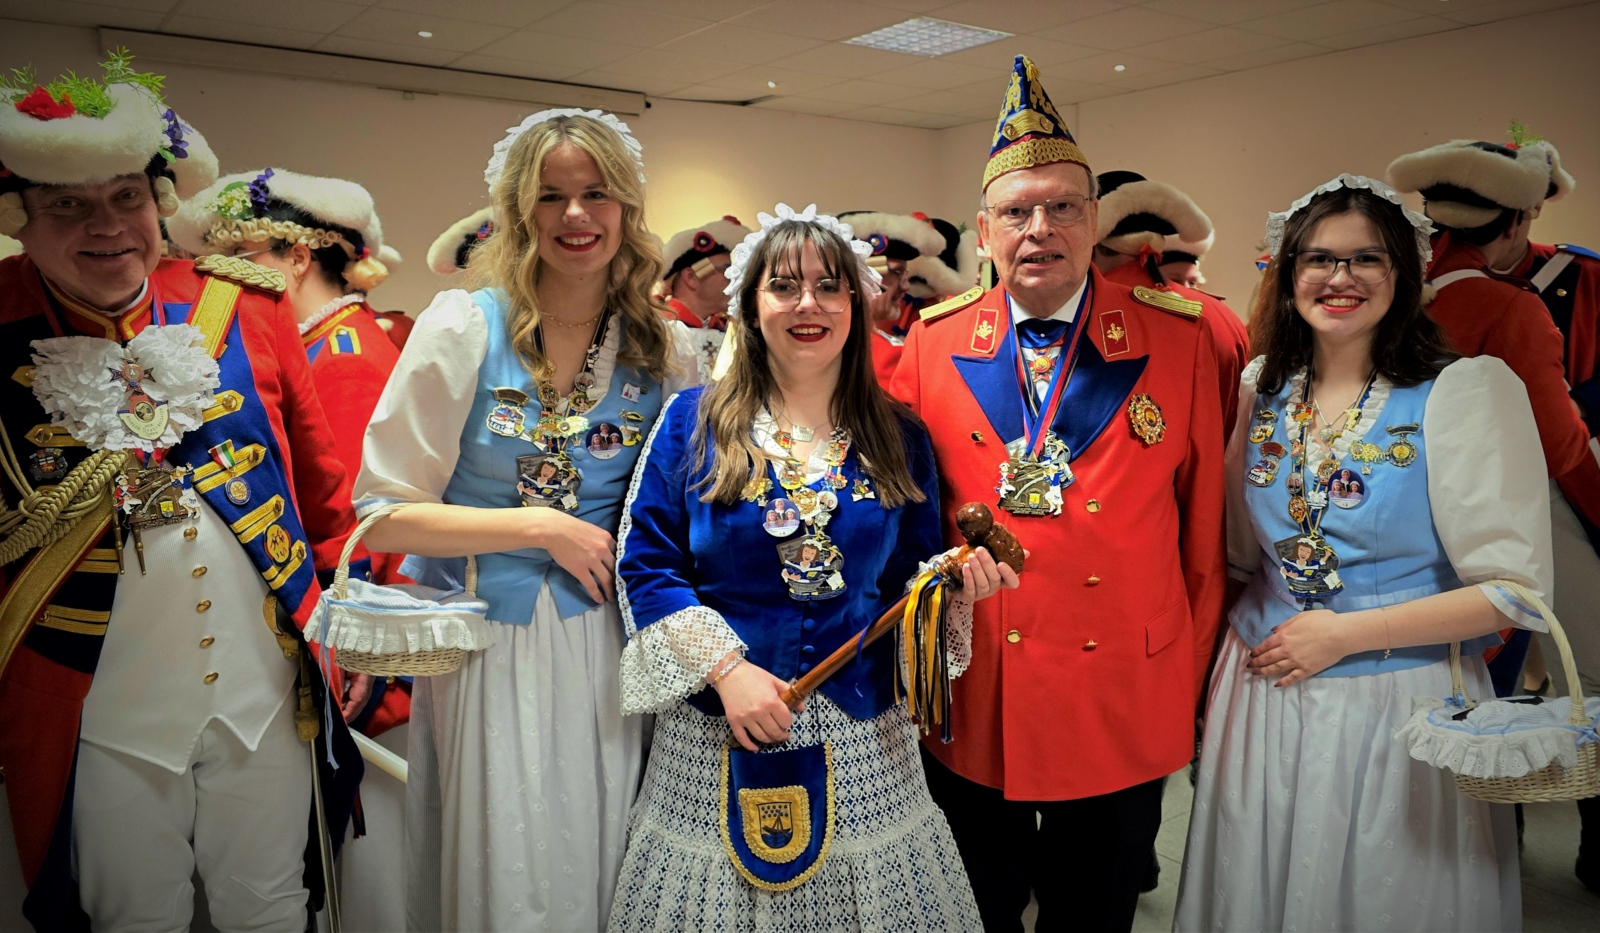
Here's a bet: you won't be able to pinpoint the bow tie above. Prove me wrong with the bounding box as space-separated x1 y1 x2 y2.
1016 317 1069 350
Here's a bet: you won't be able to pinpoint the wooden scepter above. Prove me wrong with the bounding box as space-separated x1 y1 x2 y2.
778 502 1025 709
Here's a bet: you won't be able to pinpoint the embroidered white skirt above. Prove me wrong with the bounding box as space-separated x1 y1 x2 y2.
406 587 643 932
1175 629 1521 932
608 694 980 932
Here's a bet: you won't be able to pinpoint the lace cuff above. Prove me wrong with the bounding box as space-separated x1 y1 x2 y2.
619 605 746 715
909 552 976 680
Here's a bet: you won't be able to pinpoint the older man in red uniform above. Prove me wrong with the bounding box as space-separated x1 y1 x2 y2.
892 56 1225 933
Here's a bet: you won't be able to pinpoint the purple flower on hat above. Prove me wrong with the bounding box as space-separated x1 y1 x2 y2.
248 168 275 216
160 109 189 161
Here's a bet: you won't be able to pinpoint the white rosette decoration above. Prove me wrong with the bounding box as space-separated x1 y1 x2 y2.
30 324 220 453
485 107 646 192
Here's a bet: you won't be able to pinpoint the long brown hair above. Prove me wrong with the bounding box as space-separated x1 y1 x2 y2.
467 113 674 381
1252 185 1455 395
690 220 925 508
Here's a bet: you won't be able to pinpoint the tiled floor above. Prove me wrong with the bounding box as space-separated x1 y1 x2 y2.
1021 771 1600 932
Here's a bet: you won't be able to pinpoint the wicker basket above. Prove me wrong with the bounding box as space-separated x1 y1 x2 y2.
308 503 492 678
1442 585 1600 804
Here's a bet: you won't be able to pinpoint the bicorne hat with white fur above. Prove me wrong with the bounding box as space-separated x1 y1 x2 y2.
1095 171 1214 262
906 215 980 299
0 51 217 236
662 216 751 281
1388 137 1575 231
428 207 495 275
835 211 946 265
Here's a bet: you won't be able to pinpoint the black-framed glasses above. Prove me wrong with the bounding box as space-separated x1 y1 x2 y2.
1293 249 1394 285
984 194 1092 230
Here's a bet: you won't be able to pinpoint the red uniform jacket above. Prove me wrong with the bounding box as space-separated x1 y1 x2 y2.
1514 241 1600 433
1103 263 1248 437
0 256 361 924
891 268 1226 801
871 329 905 391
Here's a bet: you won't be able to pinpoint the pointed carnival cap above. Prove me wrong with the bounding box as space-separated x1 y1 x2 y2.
983 55 1089 192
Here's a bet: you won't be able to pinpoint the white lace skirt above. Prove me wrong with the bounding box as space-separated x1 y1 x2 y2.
405 587 644 932
1175 629 1521 932
608 694 980 932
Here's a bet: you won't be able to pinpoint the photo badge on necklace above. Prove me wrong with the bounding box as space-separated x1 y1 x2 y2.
585 421 624 460
487 387 531 438
517 453 580 511
1328 467 1367 510
1385 423 1419 467
115 358 169 441
998 434 1072 517
1275 533 1343 599
779 533 845 602
763 496 800 537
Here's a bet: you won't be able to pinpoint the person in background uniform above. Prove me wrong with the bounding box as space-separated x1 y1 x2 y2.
1392 130 1600 894
659 216 750 382
837 210 948 388
0 52 361 932
1092 170 1249 438
905 213 981 310
890 56 1226 933
428 206 495 279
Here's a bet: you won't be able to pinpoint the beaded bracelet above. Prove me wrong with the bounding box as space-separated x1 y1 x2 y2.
711 655 744 685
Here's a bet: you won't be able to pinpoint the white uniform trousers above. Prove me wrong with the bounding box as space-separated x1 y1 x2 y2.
72 694 311 933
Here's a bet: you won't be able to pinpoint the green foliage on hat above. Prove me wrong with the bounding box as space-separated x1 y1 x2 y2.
1507 119 1544 148
0 48 166 117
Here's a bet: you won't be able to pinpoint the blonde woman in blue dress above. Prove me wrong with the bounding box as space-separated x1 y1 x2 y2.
353 110 695 931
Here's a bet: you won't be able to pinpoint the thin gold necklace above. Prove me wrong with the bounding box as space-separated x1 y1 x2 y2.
542 310 603 329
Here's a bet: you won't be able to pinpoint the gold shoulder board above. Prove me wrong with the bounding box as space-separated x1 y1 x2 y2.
1132 285 1201 319
194 254 287 295
919 285 985 323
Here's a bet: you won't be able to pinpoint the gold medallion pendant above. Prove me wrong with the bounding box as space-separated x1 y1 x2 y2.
1127 393 1165 445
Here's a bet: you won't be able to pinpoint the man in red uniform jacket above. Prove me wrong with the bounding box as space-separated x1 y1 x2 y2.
891 55 1226 933
1091 170 1249 437
837 210 949 389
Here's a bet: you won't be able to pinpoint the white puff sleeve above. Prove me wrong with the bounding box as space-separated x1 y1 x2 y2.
662 319 704 397
353 289 489 517
1425 356 1554 631
1226 356 1267 582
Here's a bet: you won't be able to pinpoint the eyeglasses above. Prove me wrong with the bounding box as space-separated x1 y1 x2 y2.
1293 250 1394 285
984 194 1092 230
760 277 851 313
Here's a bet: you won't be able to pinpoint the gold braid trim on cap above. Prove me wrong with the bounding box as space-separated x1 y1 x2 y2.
205 217 350 253
983 137 1090 190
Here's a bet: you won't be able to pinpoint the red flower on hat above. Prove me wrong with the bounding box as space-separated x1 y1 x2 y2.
16 86 76 121
722 215 742 225
693 231 716 252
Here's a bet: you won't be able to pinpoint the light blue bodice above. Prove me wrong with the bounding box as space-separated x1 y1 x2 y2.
1232 375 1499 677
402 289 664 623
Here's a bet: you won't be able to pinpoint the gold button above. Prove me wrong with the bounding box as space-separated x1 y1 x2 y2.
1086 499 1101 513
192 566 207 578
1086 575 1101 586
1556 288 1568 297
203 672 219 684
970 431 984 443
196 599 212 613
199 636 215 648
1005 630 1021 644
1084 639 1098 650
183 527 198 541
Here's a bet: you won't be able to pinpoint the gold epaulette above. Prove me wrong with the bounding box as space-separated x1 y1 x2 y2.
1132 285 1201 319
919 286 984 323
194 254 287 295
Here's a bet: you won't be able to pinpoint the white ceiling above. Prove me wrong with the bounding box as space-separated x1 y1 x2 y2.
2 0 1592 128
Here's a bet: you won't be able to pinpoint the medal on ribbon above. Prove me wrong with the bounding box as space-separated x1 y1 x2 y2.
997 291 1090 518
209 439 251 505
115 358 170 441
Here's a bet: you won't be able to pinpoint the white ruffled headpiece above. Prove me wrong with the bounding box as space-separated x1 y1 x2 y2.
1265 173 1434 271
722 203 883 316
484 108 645 193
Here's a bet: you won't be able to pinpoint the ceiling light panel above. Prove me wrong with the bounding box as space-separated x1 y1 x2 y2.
845 17 1011 58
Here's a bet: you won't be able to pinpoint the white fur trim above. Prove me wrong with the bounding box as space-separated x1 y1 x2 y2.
171 167 388 259
1528 140 1576 201
834 211 945 257
906 252 971 299
661 218 751 279
1096 179 1213 257
1387 139 1551 213
378 244 402 270
427 207 494 275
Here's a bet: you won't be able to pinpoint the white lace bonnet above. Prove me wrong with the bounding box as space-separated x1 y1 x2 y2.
483 108 645 194
1264 173 1435 271
710 203 884 380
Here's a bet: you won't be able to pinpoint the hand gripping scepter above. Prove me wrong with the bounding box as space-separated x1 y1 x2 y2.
778 503 1025 738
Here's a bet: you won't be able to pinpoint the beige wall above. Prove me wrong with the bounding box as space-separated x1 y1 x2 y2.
931 2 1600 313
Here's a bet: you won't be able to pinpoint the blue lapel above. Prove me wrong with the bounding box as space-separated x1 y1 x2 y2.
953 307 1149 460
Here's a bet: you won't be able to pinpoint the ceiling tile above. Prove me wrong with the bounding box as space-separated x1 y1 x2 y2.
448 53 587 82
937 35 1103 69
1122 26 1289 64
1044 51 1175 84
1055 83 1126 103
869 57 999 91
524 2 712 48
1041 5 1214 50
727 0 912 41
1112 62 1222 90
926 0 1126 33
564 69 693 97
655 23 825 64
694 66 847 97
1202 41 1326 72
165 16 325 49
837 104 943 128
766 42 920 78
597 0 772 21
892 87 996 116
473 30 640 70
897 111 976 130
1239 1 1425 42
0 0 166 30
1136 0 1325 26
596 48 744 85
373 0 567 29
95 0 182 10
1412 0 1593 26
666 82 763 103
1314 14 1462 50
312 35 463 66
750 96 858 117
802 78 927 106
170 0 365 32
334 8 513 53
875 0 952 11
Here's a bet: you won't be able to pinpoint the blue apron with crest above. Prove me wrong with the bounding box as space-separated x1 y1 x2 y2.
720 743 835 891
